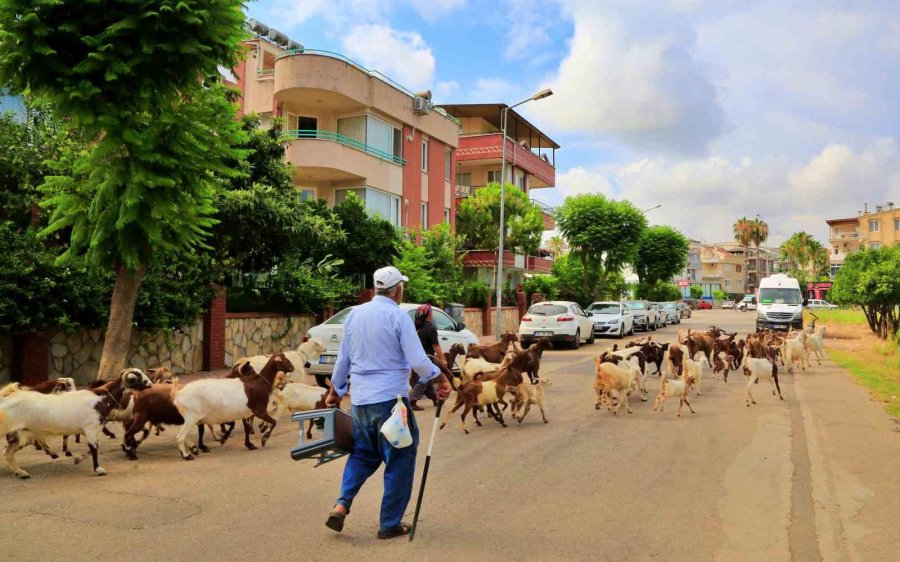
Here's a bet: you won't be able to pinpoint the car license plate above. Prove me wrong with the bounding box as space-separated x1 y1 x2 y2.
773 324 785 330
319 355 336 365
534 331 553 336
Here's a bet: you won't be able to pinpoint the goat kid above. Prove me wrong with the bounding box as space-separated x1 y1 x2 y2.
742 355 783 407
652 373 696 417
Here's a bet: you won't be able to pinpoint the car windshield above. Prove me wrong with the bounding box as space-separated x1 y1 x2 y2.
625 302 645 310
663 303 675 309
529 304 568 316
759 288 802 305
587 304 619 314
743 295 756 302
325 307 354 324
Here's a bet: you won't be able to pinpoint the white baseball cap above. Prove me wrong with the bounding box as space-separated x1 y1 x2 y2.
373 266 409 289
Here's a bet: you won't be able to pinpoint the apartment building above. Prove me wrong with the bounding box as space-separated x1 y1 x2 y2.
825 201 897 277
232 25 460 230
701 244 745 298
674 240 702 298
438 103 560 285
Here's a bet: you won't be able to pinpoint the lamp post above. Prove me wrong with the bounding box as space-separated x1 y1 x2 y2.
641 204 662 214
495 88 553 338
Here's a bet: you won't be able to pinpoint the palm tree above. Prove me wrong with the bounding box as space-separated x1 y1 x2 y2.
547 234 565 259
749 217 769 291
780 231 826 283
733 217 753 293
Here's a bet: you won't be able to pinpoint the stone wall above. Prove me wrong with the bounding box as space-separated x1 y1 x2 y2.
224 314 317 367
47 321 204 385
463 308 483 337
0 335 11 383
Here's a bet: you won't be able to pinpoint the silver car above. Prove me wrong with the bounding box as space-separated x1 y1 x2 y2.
658 302 681 325
623 300 659 332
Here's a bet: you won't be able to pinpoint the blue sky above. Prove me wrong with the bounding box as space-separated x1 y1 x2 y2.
247 0 900 245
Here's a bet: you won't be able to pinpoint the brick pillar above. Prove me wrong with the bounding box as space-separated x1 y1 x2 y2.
516 291 526 321
358 288 375 304
16 332 50 386
203 287 227 371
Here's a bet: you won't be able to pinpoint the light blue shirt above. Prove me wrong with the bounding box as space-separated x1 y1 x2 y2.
332 296 440 406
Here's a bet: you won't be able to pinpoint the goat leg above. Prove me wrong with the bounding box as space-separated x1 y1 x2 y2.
4 434 31 479
197 424 210 453
256 412 277 447
241 419 257 450
35 439 59 460
102 426 116 440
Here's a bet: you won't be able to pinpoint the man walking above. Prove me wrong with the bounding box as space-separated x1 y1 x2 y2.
324 266 452 539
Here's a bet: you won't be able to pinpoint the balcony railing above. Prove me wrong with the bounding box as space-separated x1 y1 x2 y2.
284 129 406 166
830 232 860 239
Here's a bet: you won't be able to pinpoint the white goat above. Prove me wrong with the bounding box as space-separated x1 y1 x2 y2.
683 355 704 396
782 331 809 373
0 369 151 478
652 373 696 416
458 354 506 383
804 331 825 365
237 338 326 384
741 355 783 407
593 358 643 415
268 381 328 438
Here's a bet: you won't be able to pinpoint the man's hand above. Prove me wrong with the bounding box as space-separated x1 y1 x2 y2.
325 388 342 408
434 375 453 402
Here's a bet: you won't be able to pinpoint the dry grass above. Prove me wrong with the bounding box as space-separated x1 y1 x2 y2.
806 309 900 418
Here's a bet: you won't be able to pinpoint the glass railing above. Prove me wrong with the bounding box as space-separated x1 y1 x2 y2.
274 49 461 126
283 129 406 166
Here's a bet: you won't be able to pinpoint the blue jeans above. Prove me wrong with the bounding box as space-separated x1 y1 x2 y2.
336 398 419 532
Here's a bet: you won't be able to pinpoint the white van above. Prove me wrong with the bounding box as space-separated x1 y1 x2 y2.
756 273 805 331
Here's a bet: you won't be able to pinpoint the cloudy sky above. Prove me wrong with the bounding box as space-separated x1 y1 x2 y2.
248 0 900 245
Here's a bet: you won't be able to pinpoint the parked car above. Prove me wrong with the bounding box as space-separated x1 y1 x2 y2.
651 303 668 327
586 301 634 338
307 303 480 380
697 300 713 310
682 298 698 310
519 301 595 348
721 299 735 309
678 302 692 318
659 302 681 324
623 300 659 331
806 299 838 310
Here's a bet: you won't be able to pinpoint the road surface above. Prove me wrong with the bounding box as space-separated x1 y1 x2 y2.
1 310 897 561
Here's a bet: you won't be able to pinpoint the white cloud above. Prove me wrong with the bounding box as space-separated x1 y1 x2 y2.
533 4 726 155
553 139 900 244
341 25 436 91
433 80 460 103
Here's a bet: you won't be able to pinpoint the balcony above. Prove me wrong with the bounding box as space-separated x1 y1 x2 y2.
462 250 554 273
272 50 459 146
829 231 860 241
284 130 403 191
531 199 556 230
455 133 556 187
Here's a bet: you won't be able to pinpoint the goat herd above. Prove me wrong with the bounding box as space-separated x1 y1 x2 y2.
0 323 827 480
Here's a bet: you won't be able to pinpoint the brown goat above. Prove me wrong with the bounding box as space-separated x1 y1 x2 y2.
466 331 520 363
439 366 524 433
122 383 188 460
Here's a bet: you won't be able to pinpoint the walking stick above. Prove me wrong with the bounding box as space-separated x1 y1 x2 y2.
409 399 444 542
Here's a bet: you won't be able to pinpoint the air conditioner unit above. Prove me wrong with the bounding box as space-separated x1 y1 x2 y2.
414 96 431 114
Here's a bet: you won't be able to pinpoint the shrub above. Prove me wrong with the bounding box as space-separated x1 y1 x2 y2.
460 280 491 308
523 275 558 300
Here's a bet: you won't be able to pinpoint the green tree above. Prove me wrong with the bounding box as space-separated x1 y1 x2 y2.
831 245 900 340
546 234 566 259
551 253 593 305
690 285 704 299
780 232 829 284
332 193 401 284
554 194 647 300
636 282 681 302
0 0 248 378
635 225 690 285
393 224 466 307
713 289 727 301
749 217 769 288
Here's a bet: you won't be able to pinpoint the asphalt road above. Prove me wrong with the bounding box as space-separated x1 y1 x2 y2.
1 310 898 561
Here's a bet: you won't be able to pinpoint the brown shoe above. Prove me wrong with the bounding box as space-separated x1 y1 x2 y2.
410 401 425 411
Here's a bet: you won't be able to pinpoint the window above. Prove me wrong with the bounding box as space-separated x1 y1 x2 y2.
456 172 471 186
736 265 742 273
334 187 401 226
421 140 429 171
297 116 317 133
869 219 880 232
895 218 900 231
487 169 502 184
834 247 839 255
725 280 730 287
299 189 315 202
444 151 452 180
336 115 402 163
421 202 428 228
870 241 882 249
430 309 458 331
444 208 451 223
833 227 839 236
514 170 525 190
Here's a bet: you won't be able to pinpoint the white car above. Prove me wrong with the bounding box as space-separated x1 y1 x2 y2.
806 299 838 310
721 299 735 309
658 302 681 325
585 301 634 338
306 303 479 380
623 300 659 332
519 300 595 349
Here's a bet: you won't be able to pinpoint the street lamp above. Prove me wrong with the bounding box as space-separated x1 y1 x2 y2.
641 204 662 214
495 88 553 338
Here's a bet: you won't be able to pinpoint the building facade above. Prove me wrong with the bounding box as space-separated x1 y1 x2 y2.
232 32 460 230
675 239 702 298
825 201 897 277
701 244 745 298
438 103 560 288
